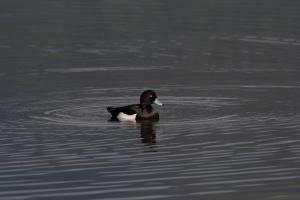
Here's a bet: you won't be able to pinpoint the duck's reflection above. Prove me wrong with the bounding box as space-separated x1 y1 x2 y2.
139 120 157 144
108 118 158 145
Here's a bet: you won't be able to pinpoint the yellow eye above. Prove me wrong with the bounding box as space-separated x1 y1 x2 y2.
150 95 153 98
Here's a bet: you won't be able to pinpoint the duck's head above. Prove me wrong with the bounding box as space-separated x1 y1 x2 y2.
140 90 163 106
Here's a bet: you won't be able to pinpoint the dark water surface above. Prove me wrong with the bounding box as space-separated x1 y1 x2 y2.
1 0 300 199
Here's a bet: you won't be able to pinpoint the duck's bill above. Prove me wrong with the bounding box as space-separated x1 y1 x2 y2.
154 98 163 106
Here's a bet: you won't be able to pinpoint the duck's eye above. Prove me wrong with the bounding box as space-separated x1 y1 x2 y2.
149 95 153 98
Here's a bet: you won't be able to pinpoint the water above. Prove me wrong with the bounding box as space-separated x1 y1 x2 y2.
1 0 300 199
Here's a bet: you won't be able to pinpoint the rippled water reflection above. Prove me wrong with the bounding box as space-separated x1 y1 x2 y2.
1 85 300 199
1 0 300 199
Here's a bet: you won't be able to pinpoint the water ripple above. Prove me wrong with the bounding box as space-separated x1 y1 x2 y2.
1 85 300 199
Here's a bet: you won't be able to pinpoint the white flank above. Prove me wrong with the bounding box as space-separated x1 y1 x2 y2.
117 112 137 122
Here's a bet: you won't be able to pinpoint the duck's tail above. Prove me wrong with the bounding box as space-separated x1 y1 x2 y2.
107 106 120 116
107 106 116 113
107 107 119 121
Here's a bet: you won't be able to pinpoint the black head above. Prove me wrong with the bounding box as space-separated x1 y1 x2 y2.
140 90 163 106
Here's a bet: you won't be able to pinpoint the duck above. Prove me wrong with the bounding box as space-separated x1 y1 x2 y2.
107 90 163 122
